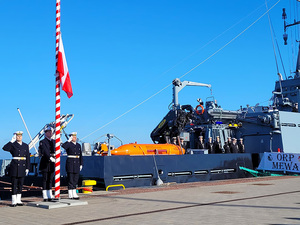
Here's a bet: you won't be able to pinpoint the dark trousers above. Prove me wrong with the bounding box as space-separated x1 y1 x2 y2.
11 176 24 195
42 171 54 190
67 172 79 189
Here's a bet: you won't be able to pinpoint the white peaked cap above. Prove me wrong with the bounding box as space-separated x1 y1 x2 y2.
69 132 77 136
44 126 53 132
14 131 23 135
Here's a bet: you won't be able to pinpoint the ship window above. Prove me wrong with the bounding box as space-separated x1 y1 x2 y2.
291 86 296 91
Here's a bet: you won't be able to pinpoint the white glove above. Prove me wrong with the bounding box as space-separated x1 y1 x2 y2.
80 165 83 171
68 136 72 142
50 157 55 163
10 134 16 143
25 169 29 176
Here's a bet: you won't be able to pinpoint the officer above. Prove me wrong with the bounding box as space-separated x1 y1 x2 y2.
38 127 55 201
62 132 83 200
205 137 214 154
238 138 245 153
196 136 205 149
2 131 30 207
223 137 232 153
213 136 223 153
230 138 239 153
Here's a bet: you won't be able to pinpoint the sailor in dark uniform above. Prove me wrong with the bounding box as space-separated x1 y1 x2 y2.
213 136 223 153
205 137 214 154
2 131 30 207
62 132 83 200
238 138 245 153
196 136 205 149
38 127 55 201
230 138 239 153
179 137 187 150
223 137 232 154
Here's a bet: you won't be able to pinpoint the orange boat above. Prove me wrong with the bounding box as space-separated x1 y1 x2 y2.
108 143 185 155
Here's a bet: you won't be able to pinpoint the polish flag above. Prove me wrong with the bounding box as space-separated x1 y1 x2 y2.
57 35 73 98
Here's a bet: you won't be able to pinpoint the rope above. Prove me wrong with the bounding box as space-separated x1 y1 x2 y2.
81 0 281 141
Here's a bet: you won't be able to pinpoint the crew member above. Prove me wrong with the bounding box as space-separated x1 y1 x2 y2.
223 137 232 153
230 138 239 153
238 138 245 153
2 131 30 207
62 132 83 200
213 136 223 153
38 127 55 201
206 137 214 154
179 137 187 150
171 137 177 145
196 136 205 149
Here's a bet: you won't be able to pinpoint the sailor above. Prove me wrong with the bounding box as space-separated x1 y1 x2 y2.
223 137 232 154
62 132 83 200
171 137 177 145
179 137 187 150
2 131 30 207
205 137 214 154
238 138 245 153
213 136 223 153
196 136 205 149
230 138 239 153
38 126 55 201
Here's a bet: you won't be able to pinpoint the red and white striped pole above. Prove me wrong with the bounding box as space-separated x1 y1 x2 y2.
54 0 61 199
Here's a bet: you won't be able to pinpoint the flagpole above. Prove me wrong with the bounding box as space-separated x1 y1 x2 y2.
55 0 61 199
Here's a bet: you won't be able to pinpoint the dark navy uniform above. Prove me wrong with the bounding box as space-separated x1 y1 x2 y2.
3 141 30 195
206 142 214 154
238 141 245 153
62 141 83 189
223 142 231 153
213 141 223 153
230 143 239 153
39 138 55 190
196 141 205 149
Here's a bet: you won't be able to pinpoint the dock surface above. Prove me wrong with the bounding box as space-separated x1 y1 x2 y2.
0 176 299 224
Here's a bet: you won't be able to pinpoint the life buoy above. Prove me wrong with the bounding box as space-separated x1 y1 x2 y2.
195 104 204 115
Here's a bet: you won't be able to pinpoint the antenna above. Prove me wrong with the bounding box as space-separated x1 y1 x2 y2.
282 7 300 45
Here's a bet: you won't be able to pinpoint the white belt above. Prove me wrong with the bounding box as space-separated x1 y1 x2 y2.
13 157 26 160
68 155 80 158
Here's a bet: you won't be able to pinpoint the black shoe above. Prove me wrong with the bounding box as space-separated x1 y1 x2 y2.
43 199 48 202
11 204 17 207
73 197 80 200
17 203 24 206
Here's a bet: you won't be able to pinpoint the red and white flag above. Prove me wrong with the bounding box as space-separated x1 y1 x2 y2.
57 35 73 98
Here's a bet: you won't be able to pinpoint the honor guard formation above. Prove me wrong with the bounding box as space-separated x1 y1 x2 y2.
2 129 83 207
192 135 244 154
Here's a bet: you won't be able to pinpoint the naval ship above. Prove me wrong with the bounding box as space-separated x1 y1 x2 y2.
1 2 300 197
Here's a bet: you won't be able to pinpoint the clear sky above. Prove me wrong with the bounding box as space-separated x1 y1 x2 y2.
0 0 297 158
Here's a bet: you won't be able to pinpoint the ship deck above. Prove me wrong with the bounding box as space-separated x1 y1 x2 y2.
0 176 299 224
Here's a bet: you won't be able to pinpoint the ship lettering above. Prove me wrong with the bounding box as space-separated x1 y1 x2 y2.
272 162 299 171
276 153 294 161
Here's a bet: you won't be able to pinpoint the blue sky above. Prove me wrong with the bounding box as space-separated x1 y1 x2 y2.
0 0 297 158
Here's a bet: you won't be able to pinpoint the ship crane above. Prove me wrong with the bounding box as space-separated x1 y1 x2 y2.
172 78 211 109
